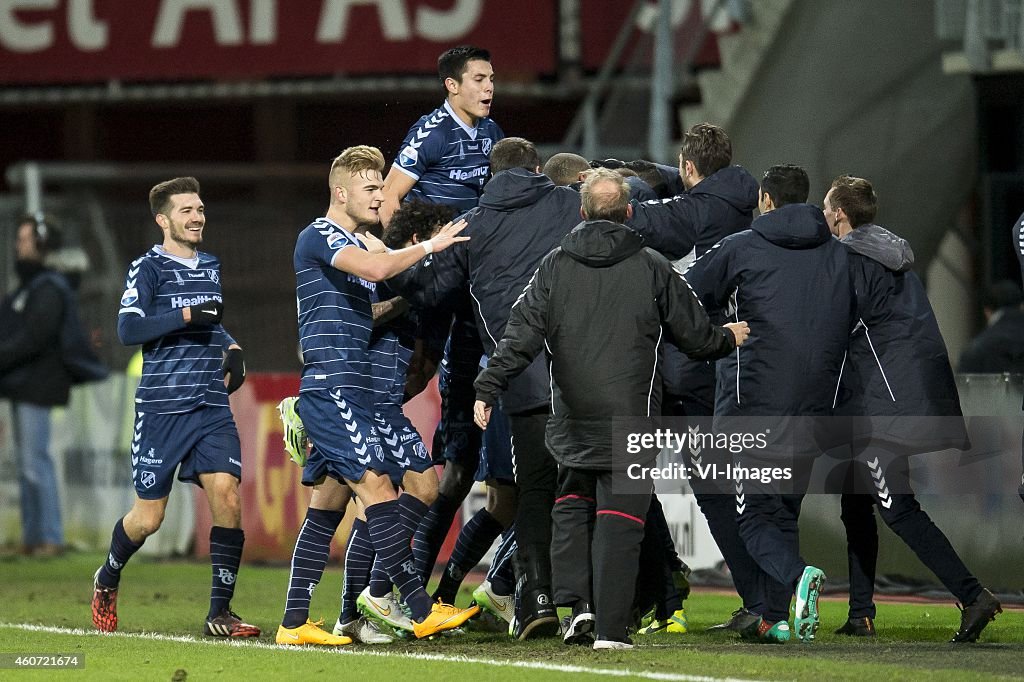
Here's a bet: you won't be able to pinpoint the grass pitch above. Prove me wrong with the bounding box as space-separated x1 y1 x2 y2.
1 552 1021 681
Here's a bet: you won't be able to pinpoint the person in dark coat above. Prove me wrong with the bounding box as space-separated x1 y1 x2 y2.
393 133 758 639
472 169 747 649
824 175 1002 643
958 280 1024 374
0 213 70 556
684 164 853 642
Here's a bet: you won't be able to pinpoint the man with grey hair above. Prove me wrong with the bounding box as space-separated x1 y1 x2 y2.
474 168 748 649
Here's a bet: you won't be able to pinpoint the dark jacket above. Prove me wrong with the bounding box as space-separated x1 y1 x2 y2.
684 203 853 417
0 267 72 406
644 166 759 407
836 224 969 451
474 219 736 468
958 308 1024 374
395 167 755 412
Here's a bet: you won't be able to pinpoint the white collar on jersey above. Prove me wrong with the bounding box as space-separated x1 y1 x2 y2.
318 216 360 245
154 245 200 269
443 99 480 140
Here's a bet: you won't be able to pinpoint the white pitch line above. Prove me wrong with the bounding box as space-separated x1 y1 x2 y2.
2 622 764 682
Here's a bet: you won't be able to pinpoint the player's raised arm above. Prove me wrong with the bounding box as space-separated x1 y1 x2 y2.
331 218 467 282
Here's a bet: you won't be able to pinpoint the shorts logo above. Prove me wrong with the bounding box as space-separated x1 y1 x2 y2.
217 568 236 585
414 442 429 460
399 146 418 167
120 288 139 306
140 471 156 489
374 444 386 463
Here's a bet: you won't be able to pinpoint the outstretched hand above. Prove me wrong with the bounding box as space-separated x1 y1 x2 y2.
425 218 469 253
356 232 388 254
473 399 492 430
725 321 750 346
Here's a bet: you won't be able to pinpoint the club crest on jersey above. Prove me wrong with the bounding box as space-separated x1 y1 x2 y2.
120 288 139 306
399 146 418 167
208 269 219 284
482 137 492 155
174 271 185 286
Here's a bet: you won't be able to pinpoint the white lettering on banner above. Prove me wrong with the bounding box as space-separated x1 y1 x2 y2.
0 0 484 56
316 0 483 43
249 0 276 44
415 0 482 41
153 0 245 48
0 0 59 53
317 0 410 42
68 0 107 51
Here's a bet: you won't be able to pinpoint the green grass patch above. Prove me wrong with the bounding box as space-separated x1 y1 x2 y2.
1 552 1021 681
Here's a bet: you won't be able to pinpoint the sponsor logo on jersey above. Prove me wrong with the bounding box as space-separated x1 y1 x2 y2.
399 145 419 167
120 288 139 306
170 294 223 309
346 274 377 293
187 271 206 279
449 166 488 181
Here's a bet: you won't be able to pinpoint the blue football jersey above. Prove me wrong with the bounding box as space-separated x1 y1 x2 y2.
118 246 234 414
392 100 504 213
368 282 415 408
294 218 377 399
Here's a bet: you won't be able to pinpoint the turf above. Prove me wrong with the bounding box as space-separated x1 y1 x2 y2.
1 552 1021 681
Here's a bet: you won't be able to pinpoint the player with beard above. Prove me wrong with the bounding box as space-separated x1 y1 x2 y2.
92 177 257 638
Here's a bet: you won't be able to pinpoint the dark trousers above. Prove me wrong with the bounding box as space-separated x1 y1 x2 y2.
838 444 983 618
508 410 558 595
551 465 651 641
633 496 683 619
733 453 817 623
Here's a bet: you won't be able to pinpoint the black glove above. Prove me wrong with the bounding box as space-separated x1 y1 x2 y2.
222 347 245 394
187 300 224 325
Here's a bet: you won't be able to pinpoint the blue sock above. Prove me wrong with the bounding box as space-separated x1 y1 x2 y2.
97 518 143 588
365 500 433 621
282 508 343 628
486 527 517 596
412 493 461 580
367 495 427 598
341 519 374 624
435 509 504 603
208 526 244 619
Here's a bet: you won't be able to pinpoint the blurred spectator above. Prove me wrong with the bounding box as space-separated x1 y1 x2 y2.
0 213 84 556
958 280 1024 373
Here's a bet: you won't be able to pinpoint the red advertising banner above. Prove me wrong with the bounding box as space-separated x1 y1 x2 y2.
0 0 557 84
193 372 452 562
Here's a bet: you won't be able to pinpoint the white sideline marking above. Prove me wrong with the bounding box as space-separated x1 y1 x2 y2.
2 622 762 682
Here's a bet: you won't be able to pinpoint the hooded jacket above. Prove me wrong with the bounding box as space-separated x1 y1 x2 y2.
474 219 736 468
394 166 754 413
0 265 72 405
637 165 759 407
836 224 969 451
684 203 853 417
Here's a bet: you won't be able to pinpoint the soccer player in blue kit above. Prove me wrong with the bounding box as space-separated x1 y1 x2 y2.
91 177 258 638
380 45 503 225
275 146 478 646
